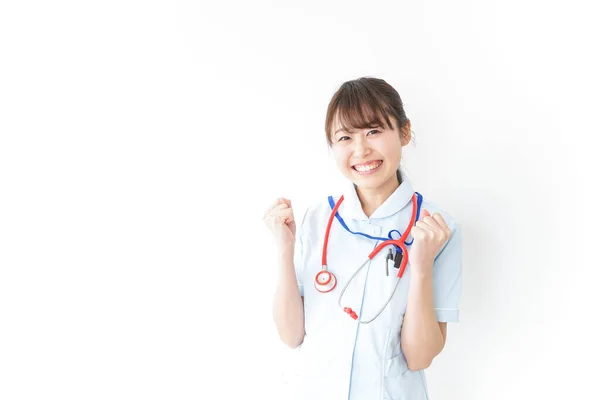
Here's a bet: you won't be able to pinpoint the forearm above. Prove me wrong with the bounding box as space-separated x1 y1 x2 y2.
272 248 305 348
400 265 444 370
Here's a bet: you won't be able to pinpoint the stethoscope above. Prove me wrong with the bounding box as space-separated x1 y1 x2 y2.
315 192 422 324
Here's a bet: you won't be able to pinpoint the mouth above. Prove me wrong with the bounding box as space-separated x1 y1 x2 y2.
352 160 383 175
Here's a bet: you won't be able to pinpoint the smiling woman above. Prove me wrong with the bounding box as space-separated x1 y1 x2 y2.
263 76 463 400
326 78 413 217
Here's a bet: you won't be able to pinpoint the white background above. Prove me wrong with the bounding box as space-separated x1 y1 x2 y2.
1 1 599 399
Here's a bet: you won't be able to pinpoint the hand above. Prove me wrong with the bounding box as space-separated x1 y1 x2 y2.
408 209 451 276
263 197 296 251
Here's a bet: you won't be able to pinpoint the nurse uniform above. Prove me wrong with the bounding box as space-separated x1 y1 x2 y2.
290 171 462 400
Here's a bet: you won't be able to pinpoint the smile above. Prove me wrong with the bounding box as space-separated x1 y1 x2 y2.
352 160 383 174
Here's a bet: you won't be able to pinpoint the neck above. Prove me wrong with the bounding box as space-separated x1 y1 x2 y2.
355 170 402 218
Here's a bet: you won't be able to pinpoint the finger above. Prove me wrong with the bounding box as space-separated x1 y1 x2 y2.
264 198 285 218
421 215 441 230
281 198 292 208
272 204 290 215
420 210 445 232
279 208 294 224
264 200 289 219
419 209 440 230
415 220 434 235
268 209 294 228
268 206 294 224
411 224 426 240
433 213 452 236
431 212 450 231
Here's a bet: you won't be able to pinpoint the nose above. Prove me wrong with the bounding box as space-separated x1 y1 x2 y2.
352 135 371 158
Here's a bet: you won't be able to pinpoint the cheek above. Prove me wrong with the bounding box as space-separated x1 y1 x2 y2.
379 142 402 163
331 149 351 168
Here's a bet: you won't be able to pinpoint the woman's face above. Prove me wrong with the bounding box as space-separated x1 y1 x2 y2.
330 118 410 191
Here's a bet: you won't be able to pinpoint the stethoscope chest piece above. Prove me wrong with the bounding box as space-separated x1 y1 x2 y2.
318 192 421 323
314 269 337 293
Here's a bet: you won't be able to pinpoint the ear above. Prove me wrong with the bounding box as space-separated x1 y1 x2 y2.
401 120 412 146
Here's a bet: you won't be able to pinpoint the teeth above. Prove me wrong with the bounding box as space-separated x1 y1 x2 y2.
354 161 382 172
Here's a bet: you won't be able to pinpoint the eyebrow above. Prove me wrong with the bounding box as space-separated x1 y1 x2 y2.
334 127 363 135
334 126 381 135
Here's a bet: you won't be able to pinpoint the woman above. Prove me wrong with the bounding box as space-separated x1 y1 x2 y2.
263 77 463 400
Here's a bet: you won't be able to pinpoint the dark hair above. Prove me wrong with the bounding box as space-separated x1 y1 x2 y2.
325 77 411 146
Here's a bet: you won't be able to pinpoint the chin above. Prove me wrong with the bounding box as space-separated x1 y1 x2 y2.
351 176 382 190
350 171 395 189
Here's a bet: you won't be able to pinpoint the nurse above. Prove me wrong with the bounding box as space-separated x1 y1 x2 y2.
263 77 462 400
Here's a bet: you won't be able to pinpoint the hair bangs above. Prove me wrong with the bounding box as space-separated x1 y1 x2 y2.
326 82 395 142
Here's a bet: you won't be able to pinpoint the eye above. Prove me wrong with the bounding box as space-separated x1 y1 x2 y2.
367 129 381 135
338 136 350 142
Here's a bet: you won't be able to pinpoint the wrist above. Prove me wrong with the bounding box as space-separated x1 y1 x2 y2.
410 261 434 280
411 270 433 280
277 246 294 261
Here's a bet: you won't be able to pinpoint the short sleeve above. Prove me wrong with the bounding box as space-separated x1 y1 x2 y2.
293 207 309 297
432 221 463 322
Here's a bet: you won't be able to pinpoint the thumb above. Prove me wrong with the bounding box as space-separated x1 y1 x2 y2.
420 209 431 220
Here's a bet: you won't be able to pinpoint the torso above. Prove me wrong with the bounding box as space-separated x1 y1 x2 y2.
292 189 447 400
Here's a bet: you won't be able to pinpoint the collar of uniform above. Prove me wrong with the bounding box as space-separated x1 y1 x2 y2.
341 170 415 221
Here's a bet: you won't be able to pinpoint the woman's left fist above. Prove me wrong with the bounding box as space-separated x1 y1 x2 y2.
408 209 452 276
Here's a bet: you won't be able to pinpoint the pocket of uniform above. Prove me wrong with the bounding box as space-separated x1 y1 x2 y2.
385 352 409 377
383 353 427 400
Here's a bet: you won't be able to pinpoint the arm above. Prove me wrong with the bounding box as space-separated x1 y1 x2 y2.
272 247 305 348
400 266 447 371
399 209 460 371
265 198 307 349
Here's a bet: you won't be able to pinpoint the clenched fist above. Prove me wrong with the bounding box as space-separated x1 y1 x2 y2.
408 209 452 276
263 197 296 251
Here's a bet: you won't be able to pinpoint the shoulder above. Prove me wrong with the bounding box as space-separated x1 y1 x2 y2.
299 196 336 231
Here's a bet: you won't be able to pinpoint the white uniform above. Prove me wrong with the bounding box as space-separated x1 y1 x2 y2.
291 172 462 400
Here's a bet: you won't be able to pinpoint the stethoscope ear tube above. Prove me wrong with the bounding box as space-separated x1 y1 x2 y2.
347 279 401 324
336 255 404 324
318 193 419 323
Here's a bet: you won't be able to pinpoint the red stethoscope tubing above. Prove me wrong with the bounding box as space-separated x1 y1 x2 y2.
321 193 418 278
313 196 345 293
321 194 345 267
317 193 419 321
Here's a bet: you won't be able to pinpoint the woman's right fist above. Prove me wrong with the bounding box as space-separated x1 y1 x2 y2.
263 197 296 250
